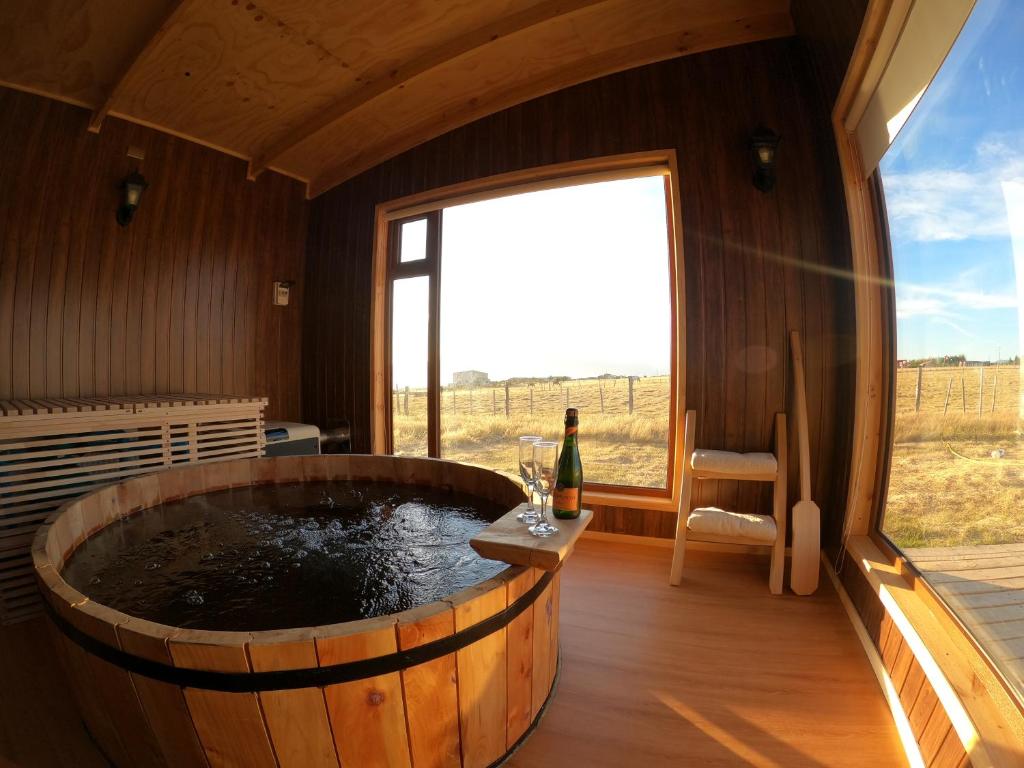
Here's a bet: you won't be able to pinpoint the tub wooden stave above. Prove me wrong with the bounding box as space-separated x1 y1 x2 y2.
32 455 559 768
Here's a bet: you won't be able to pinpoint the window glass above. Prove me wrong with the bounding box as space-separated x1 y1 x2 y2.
399 219 428 263
391 275 429 456
878 0 1024 694
437 177 673 488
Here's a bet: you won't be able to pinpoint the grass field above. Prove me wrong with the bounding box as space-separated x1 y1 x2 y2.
391 365 1023 548
393 375 672 488
883 365 1023 548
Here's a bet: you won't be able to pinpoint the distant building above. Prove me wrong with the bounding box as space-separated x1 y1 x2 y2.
452 370 489 387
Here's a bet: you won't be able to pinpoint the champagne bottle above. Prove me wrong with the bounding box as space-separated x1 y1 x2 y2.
552 408 583 519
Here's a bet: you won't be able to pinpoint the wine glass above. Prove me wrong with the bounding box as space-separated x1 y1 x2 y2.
517 435 542 523
530 441 559 537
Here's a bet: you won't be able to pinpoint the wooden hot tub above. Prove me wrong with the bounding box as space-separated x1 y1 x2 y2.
32 455 561 768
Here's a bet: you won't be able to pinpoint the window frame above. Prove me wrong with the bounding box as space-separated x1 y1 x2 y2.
370 151 686 507
832 0 1024 722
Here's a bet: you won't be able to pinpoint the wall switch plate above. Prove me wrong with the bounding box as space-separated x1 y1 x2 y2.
273 281 291 306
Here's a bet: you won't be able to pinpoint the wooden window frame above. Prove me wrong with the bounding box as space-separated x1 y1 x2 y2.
834 0 1024 739
370 150 686 511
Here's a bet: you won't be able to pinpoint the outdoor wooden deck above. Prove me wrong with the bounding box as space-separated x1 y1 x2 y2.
906 542 1024 695
0 538 904 767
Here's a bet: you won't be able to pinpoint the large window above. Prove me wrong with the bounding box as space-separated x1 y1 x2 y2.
877 0 1024 695
379 159 680 493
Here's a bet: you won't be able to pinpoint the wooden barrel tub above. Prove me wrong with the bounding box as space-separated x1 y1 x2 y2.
32 455 561 768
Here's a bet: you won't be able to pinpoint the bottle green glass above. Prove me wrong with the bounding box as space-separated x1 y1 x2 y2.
552 408 583 519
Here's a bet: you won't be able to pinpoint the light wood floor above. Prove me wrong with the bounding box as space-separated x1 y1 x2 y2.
0 539 904 767
906 542 1024 696
509 539 905 767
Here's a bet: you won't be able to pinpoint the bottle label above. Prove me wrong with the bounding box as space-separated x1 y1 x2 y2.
564 426 577 436
552 486 579 512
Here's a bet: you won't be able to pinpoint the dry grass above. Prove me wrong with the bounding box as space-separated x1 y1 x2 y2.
884 365 1023 549
393 376 671 488
391 365 1024 546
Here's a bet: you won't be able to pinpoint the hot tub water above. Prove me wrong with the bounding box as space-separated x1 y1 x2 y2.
62 480 508 631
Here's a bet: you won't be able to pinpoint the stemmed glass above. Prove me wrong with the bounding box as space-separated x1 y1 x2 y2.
517 435 542 523
530 441 559 537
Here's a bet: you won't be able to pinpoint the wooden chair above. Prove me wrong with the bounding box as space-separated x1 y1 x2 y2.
669 410 788 594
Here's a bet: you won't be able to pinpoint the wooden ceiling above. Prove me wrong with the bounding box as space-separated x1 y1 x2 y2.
0 0 793 197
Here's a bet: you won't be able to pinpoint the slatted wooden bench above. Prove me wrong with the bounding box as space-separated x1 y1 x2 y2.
0 394 267 624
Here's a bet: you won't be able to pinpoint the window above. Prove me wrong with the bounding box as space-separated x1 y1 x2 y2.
876 0 1024 696
378 157 681 494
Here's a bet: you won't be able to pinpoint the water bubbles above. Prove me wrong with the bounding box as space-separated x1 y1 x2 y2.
62 480 507 631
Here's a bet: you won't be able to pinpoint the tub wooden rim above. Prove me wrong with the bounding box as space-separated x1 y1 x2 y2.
33 454 529 664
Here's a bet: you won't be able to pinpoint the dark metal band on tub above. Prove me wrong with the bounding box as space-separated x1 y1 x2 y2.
45 570 554 693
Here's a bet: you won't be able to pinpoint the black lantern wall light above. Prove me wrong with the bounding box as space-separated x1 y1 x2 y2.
750 126 780 193
116 170 148 226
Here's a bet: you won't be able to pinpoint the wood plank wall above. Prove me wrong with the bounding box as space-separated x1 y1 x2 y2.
0 88 307 421
302 38 858 548
791 0 870 108
840 558 972 767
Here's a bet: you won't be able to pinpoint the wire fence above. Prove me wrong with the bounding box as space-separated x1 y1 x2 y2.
392 375 671 421
896 365 1021 416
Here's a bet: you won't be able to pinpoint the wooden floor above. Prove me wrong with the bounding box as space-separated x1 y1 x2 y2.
906 542 1024 696
0 539 904 767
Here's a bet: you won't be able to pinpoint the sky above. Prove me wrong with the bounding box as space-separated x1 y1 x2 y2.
391 176 672 388
879 0 1024 362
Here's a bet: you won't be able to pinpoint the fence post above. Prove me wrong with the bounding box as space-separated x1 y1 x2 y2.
992 366 998 413
628 376 637 414
529 385 534 416
979 367 985 415
404 386 409 416
452 390 456 415
943 378 952 415
961 371 966 413
599 381 605 413
505 383 510 417
915 366 923 413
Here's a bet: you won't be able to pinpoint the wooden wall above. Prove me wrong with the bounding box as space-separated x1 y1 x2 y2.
791 0 870 109
0 88 307 421
840 558 972 767
302 38 858 547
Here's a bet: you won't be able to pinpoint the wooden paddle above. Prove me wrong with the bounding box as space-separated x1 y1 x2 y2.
789 330 820 595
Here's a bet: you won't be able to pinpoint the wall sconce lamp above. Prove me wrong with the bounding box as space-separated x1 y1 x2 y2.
750 127 780 193
116 171 148 226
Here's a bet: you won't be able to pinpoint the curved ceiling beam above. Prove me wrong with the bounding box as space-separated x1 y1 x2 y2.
307 9 794 197
246 0 612 180
87 0 191 134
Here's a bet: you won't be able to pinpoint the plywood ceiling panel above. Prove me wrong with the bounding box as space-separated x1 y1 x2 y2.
0 0 793 195
0 0 176 107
